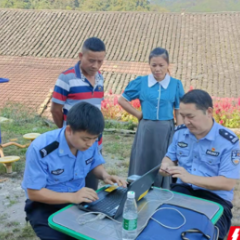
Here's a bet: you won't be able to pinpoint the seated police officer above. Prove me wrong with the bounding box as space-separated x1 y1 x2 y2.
22 102 127 240
160 89 240 240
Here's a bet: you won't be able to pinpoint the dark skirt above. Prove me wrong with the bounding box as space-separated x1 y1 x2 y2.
128 119 174 188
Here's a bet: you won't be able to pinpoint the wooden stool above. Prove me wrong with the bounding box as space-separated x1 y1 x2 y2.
23 133 41 143
0 133 40 174
0 155 20 174
0 145 20 174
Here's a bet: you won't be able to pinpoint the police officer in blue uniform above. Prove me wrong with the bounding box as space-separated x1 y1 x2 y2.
160 89 240 240
22 102 127 240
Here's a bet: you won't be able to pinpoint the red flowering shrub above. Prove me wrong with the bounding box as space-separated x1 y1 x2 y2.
212 96 240 128
101 91 140 123
102 89 240 128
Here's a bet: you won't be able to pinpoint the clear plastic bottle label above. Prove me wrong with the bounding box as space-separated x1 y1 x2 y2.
123 218 137 231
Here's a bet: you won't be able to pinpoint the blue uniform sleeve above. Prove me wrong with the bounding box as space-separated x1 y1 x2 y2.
22 145 48 190
174 80 185 109
218 142 240 179
89 143 106 172
165 131 178 161
122 77 142 101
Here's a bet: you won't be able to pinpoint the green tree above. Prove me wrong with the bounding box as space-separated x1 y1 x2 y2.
80 0 153 11
74 0 79 9
80 0 109 11
0 0 168 11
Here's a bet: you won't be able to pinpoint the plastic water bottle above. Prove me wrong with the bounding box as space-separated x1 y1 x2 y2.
122 191 138 240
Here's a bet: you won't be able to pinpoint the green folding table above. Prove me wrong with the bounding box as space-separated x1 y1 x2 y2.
48 187 224 240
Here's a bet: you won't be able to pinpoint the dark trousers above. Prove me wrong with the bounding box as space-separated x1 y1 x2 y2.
85 170 99 190
25 200 76 240
85 149 102 190
171 183 233 240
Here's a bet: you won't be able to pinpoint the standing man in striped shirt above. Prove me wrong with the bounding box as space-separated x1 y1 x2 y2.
51 37 106 191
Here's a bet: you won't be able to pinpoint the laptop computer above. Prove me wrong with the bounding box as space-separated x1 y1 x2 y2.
78 164 161 219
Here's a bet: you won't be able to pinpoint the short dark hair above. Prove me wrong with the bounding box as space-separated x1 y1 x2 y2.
149 47 169 64
66 102 104 135
180 89 213 112
82 37 106 53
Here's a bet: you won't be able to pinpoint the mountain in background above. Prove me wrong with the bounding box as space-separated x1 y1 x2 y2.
152 0 240 12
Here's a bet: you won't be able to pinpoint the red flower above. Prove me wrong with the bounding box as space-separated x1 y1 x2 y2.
101 101 107 109
189 86 194 91
131 99 141 109
113 96 118 106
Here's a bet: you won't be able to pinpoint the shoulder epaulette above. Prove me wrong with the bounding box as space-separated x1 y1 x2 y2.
175 124 187 132
39 141 59 158
219 129 239 144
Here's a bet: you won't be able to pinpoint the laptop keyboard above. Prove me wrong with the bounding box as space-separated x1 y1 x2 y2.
87 187 127 216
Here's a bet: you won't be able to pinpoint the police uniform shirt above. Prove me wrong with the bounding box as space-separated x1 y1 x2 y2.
22 127 105 198
166 121 240 202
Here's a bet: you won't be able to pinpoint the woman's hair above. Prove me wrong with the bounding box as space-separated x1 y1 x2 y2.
149 47 169 64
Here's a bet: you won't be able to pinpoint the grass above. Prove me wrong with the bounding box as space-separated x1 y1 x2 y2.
121 159 130 168
8 199 18 207
0 119 53 173
0 215 36 240
0 225 38 240
100 133 134 182
5 221 20 227
105 166 118 175
105 119 137 130
0 120 133 175
0 214 8 224
0 103 57 174
103 133 133 160
0 102 134 176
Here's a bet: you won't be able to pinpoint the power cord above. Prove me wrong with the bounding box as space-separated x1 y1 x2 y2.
76 212 121 226
137 189 174 215
151 207 186 229
76 189 186 231
136 190 186 231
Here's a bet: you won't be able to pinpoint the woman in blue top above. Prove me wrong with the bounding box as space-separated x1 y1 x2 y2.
118 48 185 188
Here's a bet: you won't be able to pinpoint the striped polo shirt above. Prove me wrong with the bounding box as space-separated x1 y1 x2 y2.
52 61 104 148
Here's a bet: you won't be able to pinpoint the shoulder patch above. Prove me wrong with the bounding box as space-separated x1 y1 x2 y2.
219 129 239 144
39 141 59 158
175 124 187 132
231 150 240 165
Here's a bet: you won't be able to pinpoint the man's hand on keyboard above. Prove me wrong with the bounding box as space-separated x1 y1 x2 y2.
72 187 99 204
103 175 127 188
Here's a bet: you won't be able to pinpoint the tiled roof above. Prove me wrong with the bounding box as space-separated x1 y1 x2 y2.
0 56 142 118
0 9 240 97
0 56 70 113
0 9 240 121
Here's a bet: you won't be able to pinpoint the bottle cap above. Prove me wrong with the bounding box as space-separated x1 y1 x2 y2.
127 191 135 199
